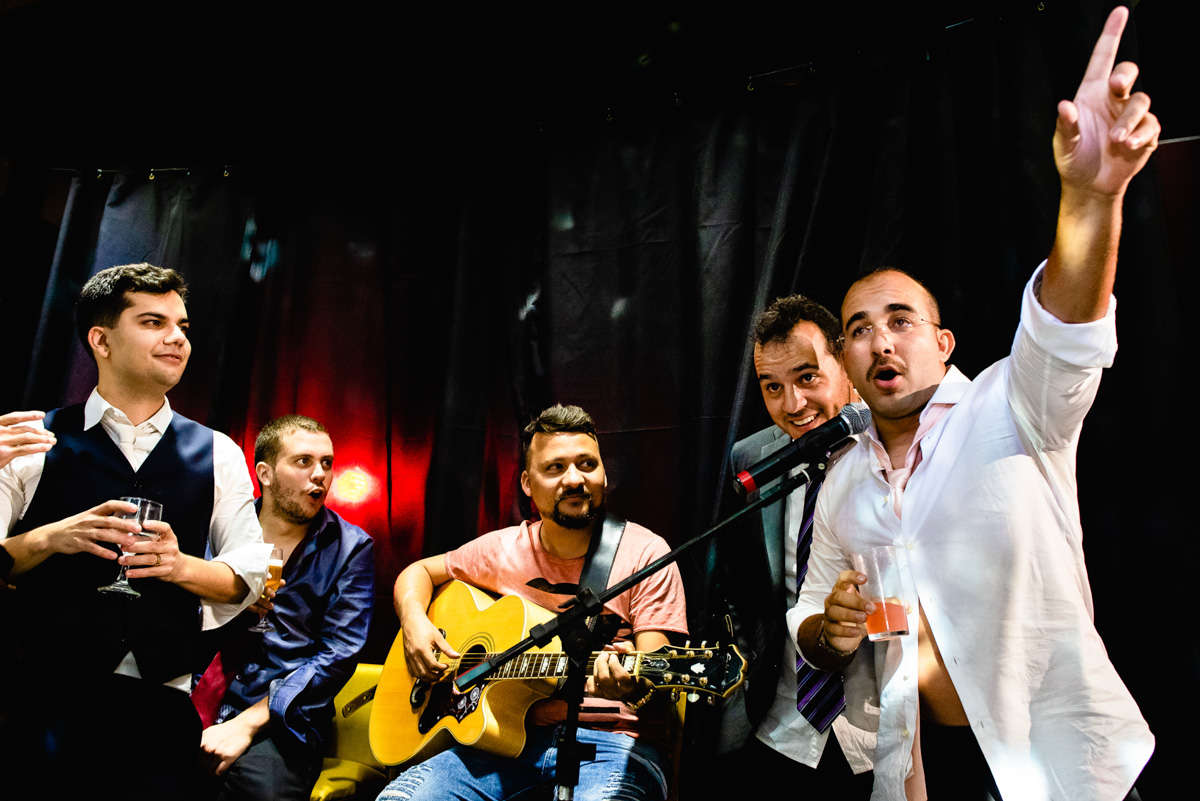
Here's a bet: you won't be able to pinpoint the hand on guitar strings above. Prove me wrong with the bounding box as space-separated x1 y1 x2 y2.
587 640 652 703
403 612 461 681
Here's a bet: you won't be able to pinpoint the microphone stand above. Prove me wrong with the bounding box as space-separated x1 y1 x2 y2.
453 452 840 799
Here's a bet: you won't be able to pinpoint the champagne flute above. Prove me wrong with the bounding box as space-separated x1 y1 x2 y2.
249 546 284 632
97 497 163 597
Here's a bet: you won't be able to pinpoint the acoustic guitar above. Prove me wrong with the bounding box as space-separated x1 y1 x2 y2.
369 579 745 766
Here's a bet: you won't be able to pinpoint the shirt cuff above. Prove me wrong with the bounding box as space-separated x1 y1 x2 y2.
200 541 271 629
1019 260 1118 368
787 596 825 667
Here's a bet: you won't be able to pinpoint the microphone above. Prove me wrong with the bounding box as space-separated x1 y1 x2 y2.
733 403 871 496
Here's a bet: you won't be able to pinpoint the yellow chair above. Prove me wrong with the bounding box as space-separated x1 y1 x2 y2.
311 663 388 801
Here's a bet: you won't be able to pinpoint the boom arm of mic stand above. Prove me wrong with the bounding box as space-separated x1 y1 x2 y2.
450 462 825 799
453 460 825 693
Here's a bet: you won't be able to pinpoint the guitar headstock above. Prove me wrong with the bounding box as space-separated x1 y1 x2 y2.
637 641 746 702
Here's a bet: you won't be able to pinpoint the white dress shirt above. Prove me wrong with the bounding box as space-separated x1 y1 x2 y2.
756 477 876 773
0 389 268 688
791 264 1153 801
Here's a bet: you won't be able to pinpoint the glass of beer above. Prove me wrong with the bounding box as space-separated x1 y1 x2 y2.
249 546 284 632
97 497 163 597
851 545 911 641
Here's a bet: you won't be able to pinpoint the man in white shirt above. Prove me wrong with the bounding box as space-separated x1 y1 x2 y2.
0 263 266 799
791 8 1157 800
707 295 872 799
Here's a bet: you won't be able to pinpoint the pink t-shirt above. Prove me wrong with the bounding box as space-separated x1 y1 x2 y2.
445 519 688 735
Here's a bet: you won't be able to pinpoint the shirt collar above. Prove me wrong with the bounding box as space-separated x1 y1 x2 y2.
83 387 173 433
862 364 971 449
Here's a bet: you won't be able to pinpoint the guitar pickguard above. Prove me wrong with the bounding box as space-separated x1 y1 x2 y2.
416 680 483 734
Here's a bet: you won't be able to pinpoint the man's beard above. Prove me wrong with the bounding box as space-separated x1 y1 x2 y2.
271 491 321 525
550 491 604 529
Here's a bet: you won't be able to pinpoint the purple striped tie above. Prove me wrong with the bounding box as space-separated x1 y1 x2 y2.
795 474 846 733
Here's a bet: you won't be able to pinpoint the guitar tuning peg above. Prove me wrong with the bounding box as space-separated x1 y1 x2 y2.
670 690 680 702
684 639 691 648
687 692 700 703
699 640 707 648
706 695 717 706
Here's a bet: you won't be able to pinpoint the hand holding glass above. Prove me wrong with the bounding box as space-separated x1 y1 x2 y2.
97 497 163 597
850 545 911 641
249 546 284 633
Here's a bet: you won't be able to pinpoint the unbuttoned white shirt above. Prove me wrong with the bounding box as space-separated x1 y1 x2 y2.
0 389 268 688
791 264 1153 801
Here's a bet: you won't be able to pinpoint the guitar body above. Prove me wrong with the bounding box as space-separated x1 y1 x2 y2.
370 580 561 766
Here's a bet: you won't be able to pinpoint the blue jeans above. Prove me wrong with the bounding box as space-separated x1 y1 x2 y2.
377 725 669 801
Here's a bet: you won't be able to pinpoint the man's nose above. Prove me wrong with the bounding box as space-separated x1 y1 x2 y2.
871 325 895 355
311 463 328 484
164 324 188 344
562 464 584 485
783 386 807 413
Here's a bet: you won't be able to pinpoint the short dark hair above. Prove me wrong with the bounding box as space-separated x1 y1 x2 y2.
753 294 844 357
75 263 189 348
255 415 328 468
520 404 598 469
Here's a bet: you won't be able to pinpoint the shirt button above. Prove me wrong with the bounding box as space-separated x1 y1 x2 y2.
905 542 914 551
902 728 911 738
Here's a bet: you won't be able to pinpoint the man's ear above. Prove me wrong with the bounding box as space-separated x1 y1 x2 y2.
520 470 532 498
255 462 273 491
87 326 110 359
937 326 957 364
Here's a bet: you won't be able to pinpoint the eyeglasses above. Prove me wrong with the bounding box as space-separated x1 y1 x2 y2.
843 313 938 345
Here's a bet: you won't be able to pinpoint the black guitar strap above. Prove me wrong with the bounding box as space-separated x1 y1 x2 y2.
525 512 627 598
577 512 627 596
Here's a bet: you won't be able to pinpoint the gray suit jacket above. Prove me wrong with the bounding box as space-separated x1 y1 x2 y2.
711 424 795 750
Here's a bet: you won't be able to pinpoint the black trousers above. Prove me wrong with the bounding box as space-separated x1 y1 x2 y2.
1 673 202 801
206 733 320 801
707 731 873 799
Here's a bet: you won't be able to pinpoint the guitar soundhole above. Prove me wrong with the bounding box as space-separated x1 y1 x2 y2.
415 645 485 735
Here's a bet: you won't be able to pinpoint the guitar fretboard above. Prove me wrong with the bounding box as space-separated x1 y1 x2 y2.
454 651 638 681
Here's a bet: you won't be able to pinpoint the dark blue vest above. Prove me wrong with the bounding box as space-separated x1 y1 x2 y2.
10 403 215 683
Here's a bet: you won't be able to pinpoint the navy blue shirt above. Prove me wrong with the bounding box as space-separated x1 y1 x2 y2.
223 503 375 754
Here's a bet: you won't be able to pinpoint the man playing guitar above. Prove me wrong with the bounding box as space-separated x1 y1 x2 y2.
379 403 688 801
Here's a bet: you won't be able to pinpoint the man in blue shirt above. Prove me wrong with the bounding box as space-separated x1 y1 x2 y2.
199 415 375 801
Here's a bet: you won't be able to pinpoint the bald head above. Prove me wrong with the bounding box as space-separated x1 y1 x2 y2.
843 268 941 329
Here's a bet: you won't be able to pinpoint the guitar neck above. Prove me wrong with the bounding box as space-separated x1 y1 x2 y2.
456 650 639 682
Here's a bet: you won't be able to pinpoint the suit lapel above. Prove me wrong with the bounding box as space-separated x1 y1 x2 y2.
758 431 790 598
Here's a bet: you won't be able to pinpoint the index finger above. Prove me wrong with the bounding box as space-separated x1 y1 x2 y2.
93 499 139 516
1080 6 1128 85
432 630 459 660
140 519 174 538
0 411 45 426
833 569 867 591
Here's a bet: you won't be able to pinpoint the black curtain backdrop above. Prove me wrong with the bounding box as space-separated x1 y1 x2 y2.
1 2 1194 794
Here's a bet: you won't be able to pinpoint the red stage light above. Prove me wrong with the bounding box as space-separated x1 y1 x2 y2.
331 466 374 504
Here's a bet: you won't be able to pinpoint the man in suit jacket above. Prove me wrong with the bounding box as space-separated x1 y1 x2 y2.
707 294 873 797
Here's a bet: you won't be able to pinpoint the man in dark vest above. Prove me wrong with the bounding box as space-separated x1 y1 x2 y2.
0 263 267 799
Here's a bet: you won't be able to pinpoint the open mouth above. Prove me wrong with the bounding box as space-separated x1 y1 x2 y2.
875 368 898 381
788 414 818 429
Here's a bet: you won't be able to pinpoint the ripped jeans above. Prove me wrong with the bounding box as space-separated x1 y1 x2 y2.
376 724 669 801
